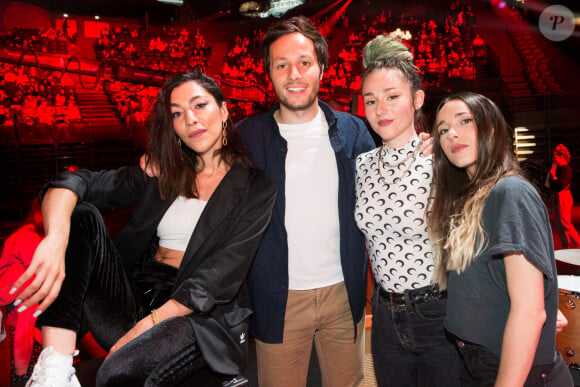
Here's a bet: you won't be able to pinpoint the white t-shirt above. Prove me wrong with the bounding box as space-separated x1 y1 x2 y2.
277 108 343 290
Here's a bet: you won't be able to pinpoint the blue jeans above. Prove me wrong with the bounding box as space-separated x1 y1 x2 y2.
456 339 574 387
371 284 460 387
36 203 230 386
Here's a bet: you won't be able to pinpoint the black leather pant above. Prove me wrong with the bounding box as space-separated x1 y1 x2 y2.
36 203 227 386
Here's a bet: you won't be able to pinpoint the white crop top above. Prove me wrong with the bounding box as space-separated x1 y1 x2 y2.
157 196 207 251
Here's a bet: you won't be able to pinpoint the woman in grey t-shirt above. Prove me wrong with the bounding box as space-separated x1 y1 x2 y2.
429 91 572 386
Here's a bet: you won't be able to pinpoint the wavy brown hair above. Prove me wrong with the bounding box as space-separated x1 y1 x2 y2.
427 92 522 288
145 70 252 200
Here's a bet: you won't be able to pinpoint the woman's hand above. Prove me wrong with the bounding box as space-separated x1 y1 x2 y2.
11 188 77 316
419 132 433 156
549 162 557 179
556 309 568 333
10 234 67 316
106 299 193 359
107 314 154 359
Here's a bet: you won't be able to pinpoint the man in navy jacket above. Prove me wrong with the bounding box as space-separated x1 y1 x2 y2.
236 16 375 386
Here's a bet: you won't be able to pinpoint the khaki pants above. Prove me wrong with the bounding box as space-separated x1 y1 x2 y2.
256 281 365 387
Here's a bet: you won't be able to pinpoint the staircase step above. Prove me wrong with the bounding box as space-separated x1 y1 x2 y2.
505 82 530 90
79 107 117 113
77 99 111 104
80 106 116 110
87 119 122 125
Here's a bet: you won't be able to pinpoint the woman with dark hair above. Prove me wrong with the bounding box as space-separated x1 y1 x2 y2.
355 35 459 386
546 143 580 248
11 70 277 386
428 92 572 386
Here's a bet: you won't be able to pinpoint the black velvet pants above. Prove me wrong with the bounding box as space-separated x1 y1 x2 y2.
36 203 227 386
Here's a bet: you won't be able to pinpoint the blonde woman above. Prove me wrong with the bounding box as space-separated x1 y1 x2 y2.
428 92 573 386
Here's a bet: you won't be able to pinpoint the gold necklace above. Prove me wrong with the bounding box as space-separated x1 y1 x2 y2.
377 140 421 186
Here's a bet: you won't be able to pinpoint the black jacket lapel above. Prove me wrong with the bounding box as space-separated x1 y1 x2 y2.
176 165 249 282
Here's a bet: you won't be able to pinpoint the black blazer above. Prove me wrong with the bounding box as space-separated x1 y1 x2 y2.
42 163 276 375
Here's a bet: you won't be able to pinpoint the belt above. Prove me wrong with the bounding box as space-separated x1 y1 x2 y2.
378 285 447 306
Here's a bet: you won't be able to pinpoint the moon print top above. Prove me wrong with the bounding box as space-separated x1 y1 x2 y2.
355 134 435 292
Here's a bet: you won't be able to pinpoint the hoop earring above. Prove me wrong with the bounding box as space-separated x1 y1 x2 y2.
222 121 228 146
177 137 181 147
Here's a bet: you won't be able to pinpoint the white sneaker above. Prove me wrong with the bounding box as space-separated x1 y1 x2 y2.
25 346 81 387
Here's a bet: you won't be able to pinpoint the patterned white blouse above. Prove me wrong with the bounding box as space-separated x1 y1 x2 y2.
355 134 435 292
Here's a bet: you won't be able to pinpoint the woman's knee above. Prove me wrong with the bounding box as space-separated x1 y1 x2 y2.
96 352 149 387
67 202 112 263
70 202 108 236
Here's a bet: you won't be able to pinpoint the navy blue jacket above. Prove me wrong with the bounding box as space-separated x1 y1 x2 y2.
236 101 375 343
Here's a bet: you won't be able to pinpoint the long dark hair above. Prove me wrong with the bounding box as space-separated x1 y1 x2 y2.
145 70 252 199
428 91 522 287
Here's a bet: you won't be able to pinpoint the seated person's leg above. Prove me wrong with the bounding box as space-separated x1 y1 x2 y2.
37 202 146 349
29 203 146 386
97 316 226 387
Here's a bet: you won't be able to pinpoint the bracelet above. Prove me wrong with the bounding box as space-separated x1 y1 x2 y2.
151 309 159 325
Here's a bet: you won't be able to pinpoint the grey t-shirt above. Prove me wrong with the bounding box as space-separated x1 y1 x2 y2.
445 175 558 364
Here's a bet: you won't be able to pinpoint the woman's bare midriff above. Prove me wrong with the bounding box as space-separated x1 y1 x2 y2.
154 246 184 269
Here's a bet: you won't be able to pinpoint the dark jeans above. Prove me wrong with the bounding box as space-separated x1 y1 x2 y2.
36 203 227 386
456 339 574 386
371 284 460 387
